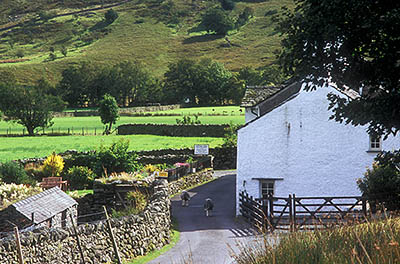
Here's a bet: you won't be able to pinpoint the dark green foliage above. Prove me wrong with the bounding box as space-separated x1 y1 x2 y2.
38 10 56 21
0 79 65 135
98 94 119 134
95 139 140 176
278 0 400 137
201 8 234 35
176 114 201 125
48 52 56 61
221 122 240 147
238 64 287 86
0 161 33 185
65 166 95 190
104 9 118 24
61 46 67 57
357 151 400 211
236 7 254 28
15 49 24 58
219 0 235 11
163 58 243 105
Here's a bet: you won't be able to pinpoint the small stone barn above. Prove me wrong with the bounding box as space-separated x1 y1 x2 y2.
0 187 77 233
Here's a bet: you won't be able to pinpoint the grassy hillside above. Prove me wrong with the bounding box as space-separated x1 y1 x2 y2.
0 0 293 84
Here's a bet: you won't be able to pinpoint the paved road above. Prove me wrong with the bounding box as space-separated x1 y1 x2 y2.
149 171 256 264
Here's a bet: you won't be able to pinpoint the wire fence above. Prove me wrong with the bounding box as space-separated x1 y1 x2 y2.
0 127 111 136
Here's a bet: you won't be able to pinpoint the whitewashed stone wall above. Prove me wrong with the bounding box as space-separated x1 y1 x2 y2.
237 85 400 215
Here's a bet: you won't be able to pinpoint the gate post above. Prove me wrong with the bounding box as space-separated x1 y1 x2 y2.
292 194 297 232
268 195 274 231
289 194 293 232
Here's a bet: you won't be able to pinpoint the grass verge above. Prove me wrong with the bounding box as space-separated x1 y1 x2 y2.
126 217 180 264
233 216 400 264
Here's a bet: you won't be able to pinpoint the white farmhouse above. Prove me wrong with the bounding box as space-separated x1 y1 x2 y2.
237 82 400 215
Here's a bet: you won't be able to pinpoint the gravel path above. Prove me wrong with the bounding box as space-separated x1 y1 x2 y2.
148 171 256 264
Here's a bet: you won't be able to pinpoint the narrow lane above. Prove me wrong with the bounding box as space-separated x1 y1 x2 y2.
149 171 255 264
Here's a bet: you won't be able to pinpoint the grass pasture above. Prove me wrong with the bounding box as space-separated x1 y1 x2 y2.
0 134 223 162
0 106 245 135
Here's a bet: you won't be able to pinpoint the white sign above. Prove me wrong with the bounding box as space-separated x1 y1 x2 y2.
194 144 209 155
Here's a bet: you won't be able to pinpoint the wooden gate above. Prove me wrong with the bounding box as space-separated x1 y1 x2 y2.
239 191 266 228
238 191 368 232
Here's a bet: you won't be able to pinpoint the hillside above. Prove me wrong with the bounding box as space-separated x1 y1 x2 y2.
0 0 293 85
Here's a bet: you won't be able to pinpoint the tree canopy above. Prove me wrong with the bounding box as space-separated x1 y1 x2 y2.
0 79 65 135
98 94 119 134
201 8 234 35
278 0 400 137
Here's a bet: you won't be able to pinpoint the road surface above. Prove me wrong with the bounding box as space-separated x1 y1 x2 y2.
149 171 256 264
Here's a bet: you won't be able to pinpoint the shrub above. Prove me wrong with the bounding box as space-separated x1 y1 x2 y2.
65 166 95 190
176 114 201 125
105 9 118 24
95 139 141 176
357 150 400 211
42 152 65 177
201 8 235 35
221 122 240 147
0 161 33 185
0 183 42 209
15 49 24 58
24 163 46 182
220 0 235 10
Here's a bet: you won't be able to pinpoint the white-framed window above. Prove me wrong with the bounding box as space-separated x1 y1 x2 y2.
369 135 382 151
260 180 275 198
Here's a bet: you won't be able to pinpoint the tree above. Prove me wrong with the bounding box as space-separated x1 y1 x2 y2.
357 151 400 211
61 46 67 57
98 94 119 134
105 9 118 24
278 0 400 137
0 79 65 135
201 8 234 35
58 62 98 107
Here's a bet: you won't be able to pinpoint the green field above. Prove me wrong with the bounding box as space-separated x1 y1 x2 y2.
0 134 223 162
0 113 244 135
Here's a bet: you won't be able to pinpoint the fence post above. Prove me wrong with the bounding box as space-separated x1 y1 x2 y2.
22 128 25 135
14 226 24 264
362 197 367 218
68 128 70 135
103 206 122 264
70 214 86 264
82 127 84 136
292 193 297 232
95 128 96 135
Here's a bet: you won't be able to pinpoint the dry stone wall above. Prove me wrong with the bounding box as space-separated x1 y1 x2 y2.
0 180 171 264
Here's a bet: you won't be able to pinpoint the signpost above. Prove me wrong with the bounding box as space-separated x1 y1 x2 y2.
194 144 209 155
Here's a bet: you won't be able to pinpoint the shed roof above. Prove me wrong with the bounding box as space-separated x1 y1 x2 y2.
12 187 77 224
240 86 283 107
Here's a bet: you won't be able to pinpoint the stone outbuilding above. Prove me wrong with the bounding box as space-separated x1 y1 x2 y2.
0 187 77 233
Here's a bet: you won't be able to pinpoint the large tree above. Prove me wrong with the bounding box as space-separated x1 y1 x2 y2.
278 0 400 137
0 79 65 135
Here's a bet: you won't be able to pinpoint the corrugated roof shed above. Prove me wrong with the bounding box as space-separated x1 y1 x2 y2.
240 86 284 107
12 187 77 224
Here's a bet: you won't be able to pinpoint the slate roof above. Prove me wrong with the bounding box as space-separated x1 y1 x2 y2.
12 187 77 224
240 86 284 107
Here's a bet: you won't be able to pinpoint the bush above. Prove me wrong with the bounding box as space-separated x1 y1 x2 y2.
201 8 234 35
220 0 235 10
95 139 141 176
42 152 65 177
126 190 148 211
176 114 201 125
65 166 95 190
221 122 240 147
357 150 400 211
15 49 24 58
105 9 118 24
0 183 42 209
0 161 33 185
